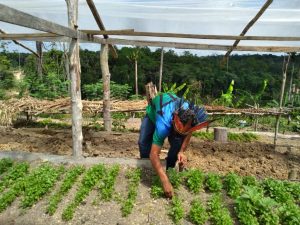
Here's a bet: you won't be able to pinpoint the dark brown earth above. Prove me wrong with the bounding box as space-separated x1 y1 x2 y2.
0 123 299 180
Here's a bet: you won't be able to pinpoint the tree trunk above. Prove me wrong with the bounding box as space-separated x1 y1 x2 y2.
135 59 138 95
63 42 71 94
274 54 290 145
36 41 43 77
214 127 228 142
159 47 164 92
66 0 83 157
100 44 111 131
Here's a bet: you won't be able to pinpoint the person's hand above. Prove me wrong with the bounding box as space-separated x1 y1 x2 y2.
162 179 174 198
177 151 187 168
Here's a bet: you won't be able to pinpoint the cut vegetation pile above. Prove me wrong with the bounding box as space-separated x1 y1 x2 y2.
0 158 299 225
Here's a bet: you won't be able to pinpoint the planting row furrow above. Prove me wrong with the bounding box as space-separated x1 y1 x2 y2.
46 166 85 215
121 168 141 217
62 164 106 221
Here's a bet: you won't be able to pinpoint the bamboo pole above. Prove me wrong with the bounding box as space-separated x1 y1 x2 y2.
100 44 112 131
86 0 118 58
36 41 43 77
159 47 164 92
224 0 273 59
274 54 291 145
66 0 83 157
79 30 300 42
0 29 39 57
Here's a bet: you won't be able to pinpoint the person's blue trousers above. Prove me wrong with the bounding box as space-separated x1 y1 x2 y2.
138 115 184 169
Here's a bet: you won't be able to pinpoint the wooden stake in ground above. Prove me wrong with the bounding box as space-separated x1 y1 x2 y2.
274 54 291 145
36 41 43 77
214 127 228 142
66 0 83 157
100 44 112 131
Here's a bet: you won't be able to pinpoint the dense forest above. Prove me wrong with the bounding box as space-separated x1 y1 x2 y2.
0 44 299 107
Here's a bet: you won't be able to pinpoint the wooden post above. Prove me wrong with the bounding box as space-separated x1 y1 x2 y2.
36 41 43 77
66 0 83 157
214 127 228 142
135 58 138 95
100 44 111 131
274 54 291 145
145 82 157 104
159 47 164 92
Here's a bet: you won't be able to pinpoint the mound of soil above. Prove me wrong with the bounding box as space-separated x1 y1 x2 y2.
0 126 299 180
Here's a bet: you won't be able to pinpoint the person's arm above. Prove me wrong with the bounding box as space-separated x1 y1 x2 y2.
177 133 192 167
149 143 173 198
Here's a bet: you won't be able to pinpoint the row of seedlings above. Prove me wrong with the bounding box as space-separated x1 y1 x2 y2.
0 158 14 175
46 166 85 215
0 161 29 192
62 164 106 221
0 163 63 212
121 168 142 217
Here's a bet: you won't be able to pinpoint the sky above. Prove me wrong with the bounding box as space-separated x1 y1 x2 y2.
0 0 300 55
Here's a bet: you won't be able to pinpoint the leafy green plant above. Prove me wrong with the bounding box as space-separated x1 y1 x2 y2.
62 164 106 221
262 178 294 203
121 168 141 217
224 172 243 198
283 181 300 203
235 186 280 225
242 176 259 187
167 168 184 189
188 199 208 225
98 165 120 201
205 173 223 192
0 163 63 212
207 194 233 225
82 80 131 100
162 82 188 97
150 175 164 198
213 80 235 107
169 196 184 224
47 166 85 215
0 162 29 192
279 201 300 225
193 132 258 142
184 169 205 193
0 158 13 175
20 164 64 208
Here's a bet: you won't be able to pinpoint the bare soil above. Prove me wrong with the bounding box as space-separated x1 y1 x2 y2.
0 118 299 180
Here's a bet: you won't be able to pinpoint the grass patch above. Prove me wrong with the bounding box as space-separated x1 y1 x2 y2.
193 131 258 142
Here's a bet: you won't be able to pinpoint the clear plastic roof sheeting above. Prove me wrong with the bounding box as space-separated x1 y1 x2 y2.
1 0 300 54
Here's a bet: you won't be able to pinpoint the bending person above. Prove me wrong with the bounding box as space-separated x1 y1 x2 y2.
138 92 208 198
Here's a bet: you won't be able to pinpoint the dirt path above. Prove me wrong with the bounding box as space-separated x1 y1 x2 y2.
0 125 299 180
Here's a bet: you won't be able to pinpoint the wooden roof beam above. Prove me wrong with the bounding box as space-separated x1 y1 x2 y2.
0 28 39 57
80 30 300 42
0 4 106 44
1 33 300 52
86 0 118 58
224 0 273 58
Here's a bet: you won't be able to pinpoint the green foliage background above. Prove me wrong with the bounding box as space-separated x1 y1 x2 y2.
1 46 300 106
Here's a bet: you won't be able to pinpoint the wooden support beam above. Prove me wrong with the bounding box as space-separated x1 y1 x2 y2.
100 44 112 131
224 0 273 58
0 4 105 44
81 30 300 42
99 38 300 52
0 33 60 40
86 0 118 58
1 32 300 52
274 54 291 145
0 29 39 57
0 3 78 38
66 0 83 157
